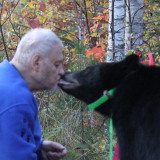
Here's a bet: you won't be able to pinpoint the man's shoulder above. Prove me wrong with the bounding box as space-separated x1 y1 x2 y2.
0 82 37 115
0 60 38 114
0 59 33 100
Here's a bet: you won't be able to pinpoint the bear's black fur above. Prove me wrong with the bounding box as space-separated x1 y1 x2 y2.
58 55 160 160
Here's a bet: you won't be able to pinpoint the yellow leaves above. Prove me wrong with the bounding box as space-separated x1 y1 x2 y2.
152 3 158 11
70 48 75 53
8 46 16 51
0 0 109 64
65 36 74 41
136 46 141 49
65 32 75 41
86 1 91 8
28 1 37 8
102 23 108 28
60 0 66 5
127 50 133 55
91 32 97 37
98 136 106 150
0 9 6 15
21 11 30 17
49 95 55 101
11 35 20 42
37 15 46 24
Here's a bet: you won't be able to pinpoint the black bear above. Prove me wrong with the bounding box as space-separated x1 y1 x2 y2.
58 55 160 160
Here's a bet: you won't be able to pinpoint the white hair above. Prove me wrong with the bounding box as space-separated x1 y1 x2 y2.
13 28 63 64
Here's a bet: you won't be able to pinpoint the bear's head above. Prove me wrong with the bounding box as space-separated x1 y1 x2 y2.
59 55 140 106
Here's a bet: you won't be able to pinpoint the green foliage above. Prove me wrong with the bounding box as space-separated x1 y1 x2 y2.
38 88 109 159
142 0 160 64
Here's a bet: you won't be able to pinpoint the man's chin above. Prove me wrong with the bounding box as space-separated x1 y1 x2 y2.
49 85 59 92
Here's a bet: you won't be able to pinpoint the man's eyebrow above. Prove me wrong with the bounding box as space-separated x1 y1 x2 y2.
55 59 64 63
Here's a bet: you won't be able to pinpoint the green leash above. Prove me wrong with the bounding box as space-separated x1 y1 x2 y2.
109 118 113 160
88 88 116 110
88 88 115 160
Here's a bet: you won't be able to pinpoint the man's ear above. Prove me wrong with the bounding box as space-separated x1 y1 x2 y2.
31 55 41 72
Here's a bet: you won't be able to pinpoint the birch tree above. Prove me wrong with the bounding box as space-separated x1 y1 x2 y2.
106 0 125 62
114 0 125 61
124 0 144 55
107 0 144 61
106 0 115 62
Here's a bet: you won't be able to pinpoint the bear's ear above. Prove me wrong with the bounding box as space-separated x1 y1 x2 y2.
119 54 140 72
122 54 140 66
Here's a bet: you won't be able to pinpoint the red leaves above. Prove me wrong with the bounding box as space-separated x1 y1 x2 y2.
28 1 46 12
92 15 103 20
90 24 98 31
27 18 40 29
23 1 46 28
86 44 106 62
92 14 109 21
39 1 46 12
24 1 46 28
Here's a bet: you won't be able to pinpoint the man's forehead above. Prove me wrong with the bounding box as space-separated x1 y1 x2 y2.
51 52 64 62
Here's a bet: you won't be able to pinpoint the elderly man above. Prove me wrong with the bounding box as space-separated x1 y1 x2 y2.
0 28 67 160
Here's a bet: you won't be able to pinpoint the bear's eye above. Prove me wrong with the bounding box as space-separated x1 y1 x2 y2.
84 67 92 75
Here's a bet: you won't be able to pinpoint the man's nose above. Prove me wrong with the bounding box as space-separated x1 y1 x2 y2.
59 66 65 76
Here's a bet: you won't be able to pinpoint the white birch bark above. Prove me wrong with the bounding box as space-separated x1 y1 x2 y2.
124 0 131 55
114 0 125 61
106 0 125 62
131 0 144 48
106 0 115 62
124 0 144 55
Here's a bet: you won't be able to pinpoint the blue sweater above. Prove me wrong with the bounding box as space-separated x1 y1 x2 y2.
0 60 43 160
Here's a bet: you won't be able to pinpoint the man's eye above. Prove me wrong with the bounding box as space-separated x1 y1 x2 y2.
55 63 63 68
55 64 59 68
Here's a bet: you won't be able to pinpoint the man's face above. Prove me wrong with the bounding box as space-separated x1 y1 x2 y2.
35 46 65 91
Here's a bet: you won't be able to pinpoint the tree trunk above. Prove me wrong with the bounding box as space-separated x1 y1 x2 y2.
106 0 115 62
107 0 125 62
124 0 144 55
114 0 125 61
124 0 132 55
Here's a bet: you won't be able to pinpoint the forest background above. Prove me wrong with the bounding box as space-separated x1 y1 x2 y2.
0 0 160 159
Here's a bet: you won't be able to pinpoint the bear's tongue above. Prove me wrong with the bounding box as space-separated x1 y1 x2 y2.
58 79 73 86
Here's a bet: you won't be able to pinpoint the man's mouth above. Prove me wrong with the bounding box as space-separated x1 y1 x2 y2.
58 79 79 89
